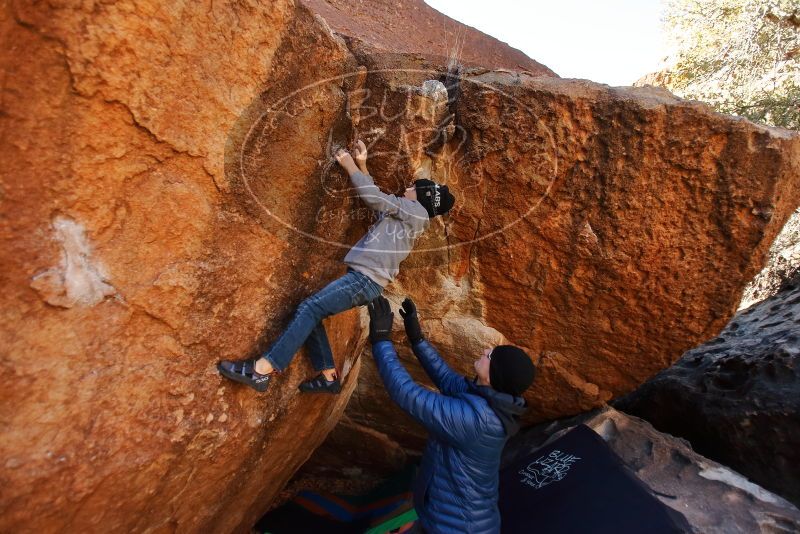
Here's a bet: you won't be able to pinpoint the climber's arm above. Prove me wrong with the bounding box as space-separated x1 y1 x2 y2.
366 297 477 447
348 170 406 213
335 148 418 219
412 339 468 396
398 298 467 396
372 339 480 446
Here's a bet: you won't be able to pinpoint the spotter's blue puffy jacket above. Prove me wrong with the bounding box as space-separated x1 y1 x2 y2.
371 339 527 534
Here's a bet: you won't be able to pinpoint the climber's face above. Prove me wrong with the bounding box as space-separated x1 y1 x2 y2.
403 185 417 201
474 347 492 385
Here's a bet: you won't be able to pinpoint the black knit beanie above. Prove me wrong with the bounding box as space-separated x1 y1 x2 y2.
489 345 535 397
415 179 455 218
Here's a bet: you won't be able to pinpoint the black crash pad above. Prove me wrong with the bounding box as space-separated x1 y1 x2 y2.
499 424 691 533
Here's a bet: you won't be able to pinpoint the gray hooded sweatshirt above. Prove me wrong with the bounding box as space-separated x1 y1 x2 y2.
343 171 430 286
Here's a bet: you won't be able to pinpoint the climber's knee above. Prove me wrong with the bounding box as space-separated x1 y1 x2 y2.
296 297 324 321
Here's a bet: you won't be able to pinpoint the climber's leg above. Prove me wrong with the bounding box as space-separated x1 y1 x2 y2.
303 269 381 372
260 269 380 374
304 321 336 373
298 321 343 393
298 270 382 394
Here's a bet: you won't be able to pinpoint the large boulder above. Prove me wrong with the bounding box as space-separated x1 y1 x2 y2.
286 65 800 488
0 1 556 531
0 1 367 532
2 0 800 531
503 407 800 533
617 285 800 506
333 70 800 462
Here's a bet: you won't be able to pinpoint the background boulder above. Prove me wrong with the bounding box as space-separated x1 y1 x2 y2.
503 407 800 534
617 285 800 506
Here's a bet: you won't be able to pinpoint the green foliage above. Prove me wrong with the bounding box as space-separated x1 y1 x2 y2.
663 0 800 129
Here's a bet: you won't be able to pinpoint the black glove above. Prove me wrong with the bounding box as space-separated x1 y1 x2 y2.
398 297 424 344
367 296 394 344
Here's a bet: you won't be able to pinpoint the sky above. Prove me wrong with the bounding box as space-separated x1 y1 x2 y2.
424 0 669 86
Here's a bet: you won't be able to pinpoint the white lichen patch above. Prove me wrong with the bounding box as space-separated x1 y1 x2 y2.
699 465 778 504
420 79 448 102
591 417 620 442
30 216 116 308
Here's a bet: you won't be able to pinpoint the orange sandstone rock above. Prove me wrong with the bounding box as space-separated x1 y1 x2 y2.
2 0 799 531
299 0 557 75
0 1 361 532
319 70 800 478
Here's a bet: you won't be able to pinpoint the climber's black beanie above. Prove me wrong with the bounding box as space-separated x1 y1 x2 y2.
415 179 455 218
489 345 535 397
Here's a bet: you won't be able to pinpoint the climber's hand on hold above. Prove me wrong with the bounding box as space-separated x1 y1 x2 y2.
353 140 369 174
335 148 352 165
335 148 358 176
353 139 368 169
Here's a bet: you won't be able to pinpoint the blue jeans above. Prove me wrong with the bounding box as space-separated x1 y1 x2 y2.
262 269 383 372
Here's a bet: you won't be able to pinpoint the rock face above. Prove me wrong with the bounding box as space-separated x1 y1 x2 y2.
617 285 800 507
0 1 550 532
333 75 800 465
0 1 371 532
2 1 800 533
299 0 557 75
503 407 800 534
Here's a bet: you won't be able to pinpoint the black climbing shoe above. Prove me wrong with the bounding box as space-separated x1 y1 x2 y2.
217 358 273 392
298 373 342 394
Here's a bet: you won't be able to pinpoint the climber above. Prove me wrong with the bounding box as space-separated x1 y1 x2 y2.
217 140 455 393
366 296 536 534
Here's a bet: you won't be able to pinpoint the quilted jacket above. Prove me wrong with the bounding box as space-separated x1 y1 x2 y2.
371 339 527 533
